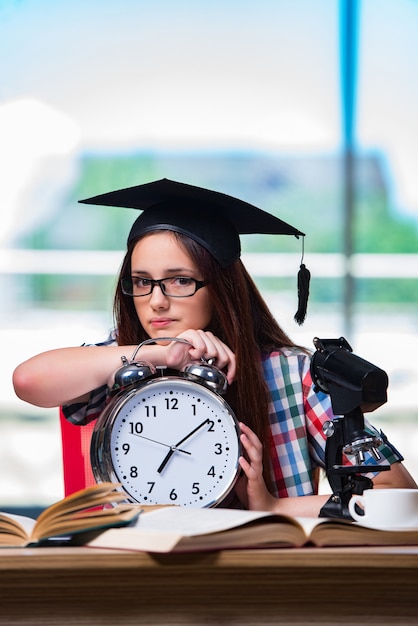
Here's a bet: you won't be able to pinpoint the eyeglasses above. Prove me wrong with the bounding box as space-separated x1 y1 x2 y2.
121 276 207 298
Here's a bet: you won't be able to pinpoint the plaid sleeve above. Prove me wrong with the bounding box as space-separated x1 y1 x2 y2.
263 349 330 496
62 384 109 425
61 333 117 426
301 356 404 469
300 357 334 469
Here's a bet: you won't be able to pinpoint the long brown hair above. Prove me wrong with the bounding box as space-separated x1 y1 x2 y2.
114 231 300 485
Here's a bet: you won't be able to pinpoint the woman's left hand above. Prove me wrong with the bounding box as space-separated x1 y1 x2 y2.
237 422 341 517
236 421 276 511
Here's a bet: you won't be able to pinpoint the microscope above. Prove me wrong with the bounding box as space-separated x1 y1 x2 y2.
310 337 391 520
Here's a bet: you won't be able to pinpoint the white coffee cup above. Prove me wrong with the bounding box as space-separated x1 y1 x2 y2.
348 488 418 528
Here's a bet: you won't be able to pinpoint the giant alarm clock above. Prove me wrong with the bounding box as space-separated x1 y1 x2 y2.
90 338 241 508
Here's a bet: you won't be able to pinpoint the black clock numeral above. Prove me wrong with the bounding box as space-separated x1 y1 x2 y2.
192 482 200 494
147 482 155 493
122 443 130 455
129 421 144 435
169 488 178 501
130 466 138 478
165 398 178 410
214 443 223 455
145 405 157 417
208 466 215 477
207 420 215 432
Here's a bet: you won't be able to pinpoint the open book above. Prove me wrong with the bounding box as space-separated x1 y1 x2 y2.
0 483 139 547
87 505 418 553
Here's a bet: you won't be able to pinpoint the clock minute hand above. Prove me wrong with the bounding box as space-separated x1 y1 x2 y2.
157 419 210 474
173 418 210 447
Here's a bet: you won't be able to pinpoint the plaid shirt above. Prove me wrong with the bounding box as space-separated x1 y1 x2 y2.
63 339 403 498
262 349 402 497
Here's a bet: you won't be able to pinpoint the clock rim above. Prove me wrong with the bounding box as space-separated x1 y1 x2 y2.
90 376 242 508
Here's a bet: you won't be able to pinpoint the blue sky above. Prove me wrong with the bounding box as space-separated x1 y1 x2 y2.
1 0 417 235
1 0 339 149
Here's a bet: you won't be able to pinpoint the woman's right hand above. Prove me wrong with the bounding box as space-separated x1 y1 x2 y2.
12 330 236 409
163 330 236 385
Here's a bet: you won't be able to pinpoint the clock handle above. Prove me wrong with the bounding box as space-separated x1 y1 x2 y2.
113 338 192 391
130 336 194 362
129 337 228 395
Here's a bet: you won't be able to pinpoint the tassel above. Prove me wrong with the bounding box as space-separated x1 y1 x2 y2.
294 263 310 325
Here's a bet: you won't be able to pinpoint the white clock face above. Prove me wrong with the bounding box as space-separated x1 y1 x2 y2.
93 378 241 508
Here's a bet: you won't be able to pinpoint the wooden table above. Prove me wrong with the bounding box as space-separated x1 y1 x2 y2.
1 545 418 625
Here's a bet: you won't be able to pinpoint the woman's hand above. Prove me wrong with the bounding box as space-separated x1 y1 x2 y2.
164 330 236 385
236 421 277 511
236 421 416 517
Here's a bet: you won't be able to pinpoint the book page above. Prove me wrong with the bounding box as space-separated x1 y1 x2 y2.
293 516 331 537
135 506 292 537
1 484 139 547
87 508 311 553
310 517 418 546
0 512 36 544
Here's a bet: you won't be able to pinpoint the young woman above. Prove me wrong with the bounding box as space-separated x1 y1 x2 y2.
13 179 417 516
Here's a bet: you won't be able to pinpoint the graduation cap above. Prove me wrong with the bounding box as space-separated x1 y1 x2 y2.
79 178 310 324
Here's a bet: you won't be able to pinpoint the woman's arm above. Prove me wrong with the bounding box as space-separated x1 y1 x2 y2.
372 461 417 489
12 342 181 408
13 345 140 408
12 329 236 409
237 422 417 516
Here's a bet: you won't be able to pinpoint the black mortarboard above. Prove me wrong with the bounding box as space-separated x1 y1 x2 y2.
79 178 310 323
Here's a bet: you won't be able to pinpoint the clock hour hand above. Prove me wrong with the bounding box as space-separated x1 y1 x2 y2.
156 449 175 474
157 419 210 474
